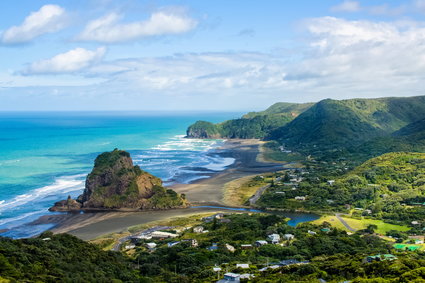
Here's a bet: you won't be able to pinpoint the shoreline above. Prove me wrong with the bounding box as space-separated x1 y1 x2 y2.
27 139 287 240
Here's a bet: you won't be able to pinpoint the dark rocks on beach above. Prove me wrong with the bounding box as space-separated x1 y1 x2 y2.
49 149 189 212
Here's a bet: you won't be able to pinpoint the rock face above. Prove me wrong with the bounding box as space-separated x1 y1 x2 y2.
50 149 189 211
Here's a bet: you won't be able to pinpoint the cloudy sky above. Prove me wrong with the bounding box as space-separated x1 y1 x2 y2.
1 0 425 111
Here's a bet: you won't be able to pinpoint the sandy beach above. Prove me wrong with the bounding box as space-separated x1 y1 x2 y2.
35 139 285 240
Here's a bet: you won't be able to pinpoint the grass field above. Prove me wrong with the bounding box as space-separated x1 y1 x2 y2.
393 244 422 251
341 217 410 234
312 215 410 235
311 215 349 231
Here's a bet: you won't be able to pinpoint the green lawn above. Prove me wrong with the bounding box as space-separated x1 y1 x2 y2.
312 215 410 235
394 244 422 251
341 217 410 234
311 215 349 231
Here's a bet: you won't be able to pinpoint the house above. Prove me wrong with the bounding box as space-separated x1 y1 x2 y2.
283 234 295 240
327 180 335 186
308 230 317 235
295 196 306 201
236 263 250 269
42 238 51 241
239 274 254 279
151 231 178 239
207 243 219 251
365 254 397 263
411 221 420 225
255 240 268 247
259 265 281 272
214 213 225 219
414 239 424 244
193 226 204 233
132 233 152 241
146 242 157 250
125 244 135 250
279 259 309 266
225 244 235 253
213 267 222 272
217 273 240 283
321 228 331 233
167 241 181 247
267 233 281 244
241 244 253 249
182 239 198 247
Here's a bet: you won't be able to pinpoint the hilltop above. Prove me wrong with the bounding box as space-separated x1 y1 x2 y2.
50 149 188 211
268 96 425 149
187 95 425 159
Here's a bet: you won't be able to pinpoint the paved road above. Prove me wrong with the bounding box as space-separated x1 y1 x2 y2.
249 184 271 206
335 213 357 232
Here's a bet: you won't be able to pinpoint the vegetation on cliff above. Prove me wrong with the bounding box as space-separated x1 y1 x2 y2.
186 96 425 160
50 149 188 211
186 102 313 139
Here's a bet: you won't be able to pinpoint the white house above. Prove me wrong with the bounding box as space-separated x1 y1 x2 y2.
217 273 240 283
225 244 236 253
267 233 281 244
151 231 178 238
255 240 268 247
284 234 295 240
146 242 157 249
193 226 204 233
236 263 250 269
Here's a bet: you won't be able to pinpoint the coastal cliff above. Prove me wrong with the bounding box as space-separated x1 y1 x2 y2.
50 149 189 211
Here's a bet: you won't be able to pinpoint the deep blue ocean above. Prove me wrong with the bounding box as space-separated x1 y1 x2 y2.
0 111 241 238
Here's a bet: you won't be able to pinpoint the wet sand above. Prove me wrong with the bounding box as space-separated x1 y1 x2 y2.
36 139 285 240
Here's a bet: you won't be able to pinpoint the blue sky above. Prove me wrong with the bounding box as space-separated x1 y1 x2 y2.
1 0 425 111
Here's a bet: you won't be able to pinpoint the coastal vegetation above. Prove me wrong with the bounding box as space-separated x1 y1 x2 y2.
257 152 425 228
186 95 425 161
3 214 425 282
186 102 313 139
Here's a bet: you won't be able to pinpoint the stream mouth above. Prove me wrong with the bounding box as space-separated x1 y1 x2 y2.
190 205 320 226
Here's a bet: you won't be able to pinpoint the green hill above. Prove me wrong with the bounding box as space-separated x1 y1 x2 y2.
393 117 425 139
186 102 313 139
258 152 425 226
0 232 137 282
242 102 313 118
267 96 425 149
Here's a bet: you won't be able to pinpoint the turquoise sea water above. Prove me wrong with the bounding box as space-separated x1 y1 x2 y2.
0 111 241 238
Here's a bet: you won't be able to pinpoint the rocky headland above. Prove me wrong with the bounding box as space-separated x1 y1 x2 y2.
50 149 189 212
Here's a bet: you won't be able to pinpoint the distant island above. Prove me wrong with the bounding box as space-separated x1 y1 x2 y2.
50 149 189 212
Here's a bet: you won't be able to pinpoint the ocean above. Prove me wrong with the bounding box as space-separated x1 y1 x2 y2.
0 111 241 238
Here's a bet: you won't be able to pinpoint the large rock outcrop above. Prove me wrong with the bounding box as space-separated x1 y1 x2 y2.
50 149 189 211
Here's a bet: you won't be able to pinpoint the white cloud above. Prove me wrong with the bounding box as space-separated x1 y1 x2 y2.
288 17 425 95
24 47 106 74
416 0 425 12
1 5 67 44
331 1 361 12
78 11 197 43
